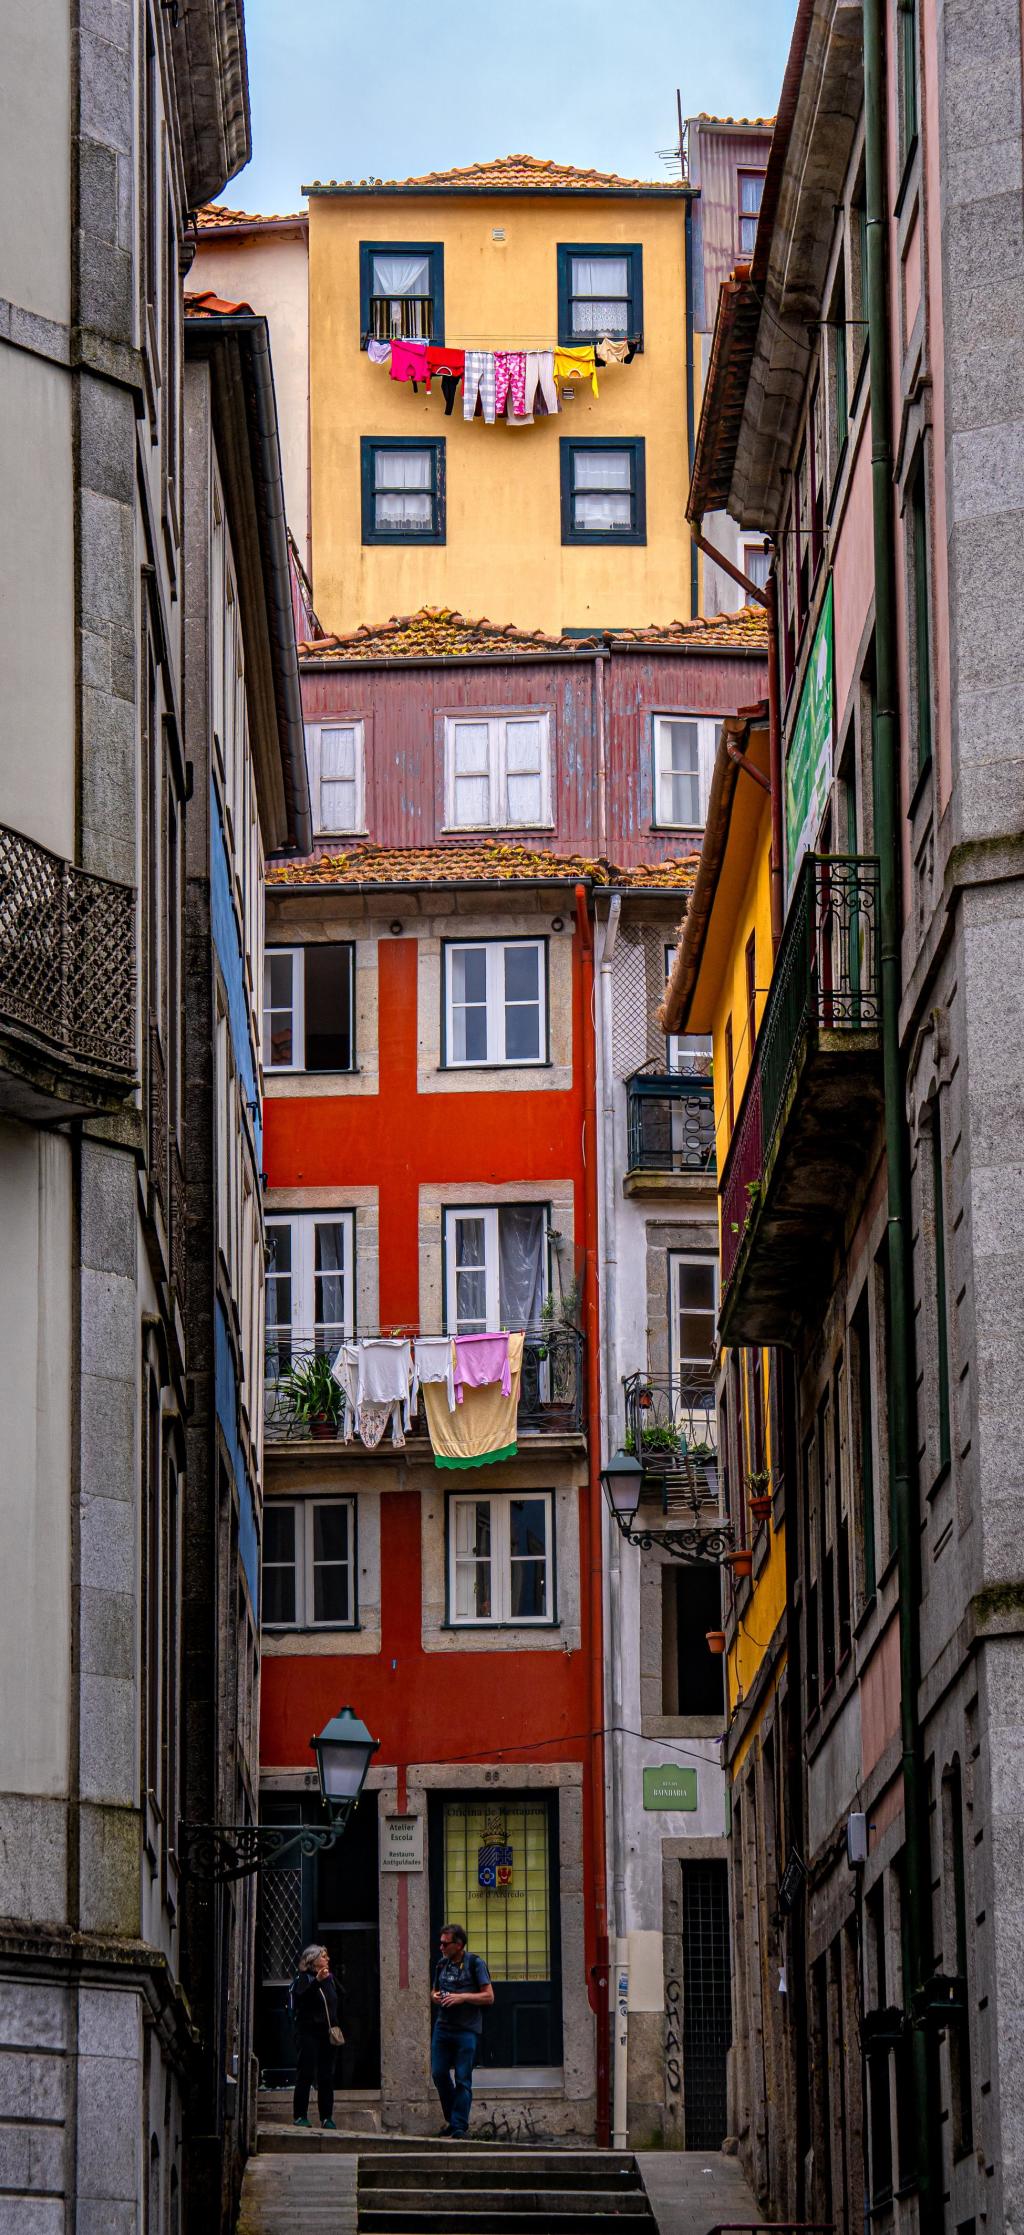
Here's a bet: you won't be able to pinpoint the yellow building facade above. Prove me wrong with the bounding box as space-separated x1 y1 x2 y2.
304 156 696 636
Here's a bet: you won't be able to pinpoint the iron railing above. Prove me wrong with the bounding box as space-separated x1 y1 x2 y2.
265 1326 585 1443
623 1372 720 1514
626 1065 716 1176
720 854 880 1291
0 822 135 1083
369 297 434 343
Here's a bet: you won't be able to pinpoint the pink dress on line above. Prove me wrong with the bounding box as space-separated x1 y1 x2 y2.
453 1332 512 1401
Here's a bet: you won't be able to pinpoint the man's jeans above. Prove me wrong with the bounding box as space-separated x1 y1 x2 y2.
431 2024 479 2134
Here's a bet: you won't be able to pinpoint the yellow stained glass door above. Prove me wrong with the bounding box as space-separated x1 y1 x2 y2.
435 1796 562 2067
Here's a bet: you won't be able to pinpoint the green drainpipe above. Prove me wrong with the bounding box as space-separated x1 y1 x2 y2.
863 0 940 2219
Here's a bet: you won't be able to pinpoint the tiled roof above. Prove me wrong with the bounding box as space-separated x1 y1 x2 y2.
609 605 768 648
184 289 254 318
300 607 585 663
305 153 687 196
692 112 776 128
194 202 305 229
267 841 699 890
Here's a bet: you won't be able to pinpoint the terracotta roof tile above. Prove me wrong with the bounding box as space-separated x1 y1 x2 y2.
300 607 591 662
692 112 776 128
184 288 255 318
266 840 699 891
305 153 686 195
194 202 305 229
609 605 769 648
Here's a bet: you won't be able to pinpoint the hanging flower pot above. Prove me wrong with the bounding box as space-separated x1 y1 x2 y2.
725 1547 753 1579
748 1493 772 1522
706 1630 727 1655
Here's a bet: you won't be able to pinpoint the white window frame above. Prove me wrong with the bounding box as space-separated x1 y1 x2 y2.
664 942 713 1075
443 713 553 832
265 1211 356 1352
669 1251 720 1398
448 1490 555 1627
652 715 720 830
262 1497 357 1630
263 944 355 1075
443 1201 550 1334
444 939 547 1068
304 720 367 837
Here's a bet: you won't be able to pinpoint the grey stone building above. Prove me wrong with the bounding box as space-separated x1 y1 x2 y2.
0 4 305 2227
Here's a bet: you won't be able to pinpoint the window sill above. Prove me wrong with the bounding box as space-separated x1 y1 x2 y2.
313 828 369 843
440 1060 553 1076
440 823 556 838
266 1066 360 1080
263 1623 361 1637
561 531 647 548
440 1620 559 1634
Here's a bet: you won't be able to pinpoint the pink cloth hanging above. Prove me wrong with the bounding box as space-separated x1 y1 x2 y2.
453 1332 512 1401
389 340 430 388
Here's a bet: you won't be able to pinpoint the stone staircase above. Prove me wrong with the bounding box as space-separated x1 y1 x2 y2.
356 2146 658 2233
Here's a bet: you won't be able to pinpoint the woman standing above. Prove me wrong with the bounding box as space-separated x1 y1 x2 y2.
290 1944 342 2130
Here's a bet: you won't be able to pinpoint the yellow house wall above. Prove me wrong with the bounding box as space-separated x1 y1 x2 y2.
308 194 694 636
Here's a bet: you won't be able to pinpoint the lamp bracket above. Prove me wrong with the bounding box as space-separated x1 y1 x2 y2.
179 1811 353 1884
610 1512 735 1565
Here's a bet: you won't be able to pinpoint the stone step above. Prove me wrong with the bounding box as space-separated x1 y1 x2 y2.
358 2186 651 2215
258 2128 598 2157
359 2165 644 2193
358 2212 655 2235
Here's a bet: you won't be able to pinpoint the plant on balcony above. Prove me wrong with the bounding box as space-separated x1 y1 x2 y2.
284 1353 342 1440
686 1441 719 1502
625 1419 682 1475
746 1468 773 1522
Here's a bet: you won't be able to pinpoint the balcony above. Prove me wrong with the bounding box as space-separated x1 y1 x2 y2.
624 1065 716 1199
0 823 136 1120
719 854 883 1346
264 1326 585 1453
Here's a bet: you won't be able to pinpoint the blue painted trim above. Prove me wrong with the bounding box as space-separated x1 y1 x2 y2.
215 1298 260 1614
559 437 647 546
210 778 262 1157
361 437 446 545
555 243 643 347
359 240 445 346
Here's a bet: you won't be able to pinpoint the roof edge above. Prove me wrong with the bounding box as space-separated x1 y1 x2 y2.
658 703 769 1034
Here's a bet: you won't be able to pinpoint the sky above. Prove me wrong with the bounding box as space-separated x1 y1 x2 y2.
217 0 798 213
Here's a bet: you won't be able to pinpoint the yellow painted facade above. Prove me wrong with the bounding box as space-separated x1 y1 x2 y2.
306 188 695 636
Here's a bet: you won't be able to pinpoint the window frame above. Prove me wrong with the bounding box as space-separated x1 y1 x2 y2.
304 719 367 838
263 943 356 1075
361 436 446 546
737 169 766 257
359 239 445 346
442 1201 551 1335
446 1488 557 1629
651 713 720 831
560 437 647 547
262 1496 358 1631
442 712 554 832
669 1250 720 1398
907 447 933 779
442 937 549 1069
556 242 643 347
265 1210 357 1354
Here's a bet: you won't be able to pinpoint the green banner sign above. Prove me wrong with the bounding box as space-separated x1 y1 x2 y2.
785 576 834 899
643 1766 698 1812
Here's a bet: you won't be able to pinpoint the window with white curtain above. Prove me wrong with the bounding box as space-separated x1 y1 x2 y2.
738 171 766 255
263 1499 356 1628
362 241 443 341
444 1203 549 1333
449 1492 554 1625
653 716 720 827
444 940 547 1066
558 243 642 342
444 714 552 830
304 721 365 835
362 439 445 542
561 439 646 543
265 1212 355 1371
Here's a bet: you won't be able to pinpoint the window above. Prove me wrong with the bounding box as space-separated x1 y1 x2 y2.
665 942 713 1075
908 452 933 775
898 0 919 160
444 1203 548 1333
852 1293 877 1600
444 714 552 831
744 931 757 1059
810 379 825 570
930 1101 951 1473
361 438 445 544
742 540 770 592
444 940 547 1066
449 1491 554 1624
662 1566 725 1715
557 244 643 343
263 1499 356 1628
653 716 718 828
359 241 444 343
724 1014 735 1131
265 1212 355 1366
831 272 849 474
263 945 355 1073
560 438 646 545
738 170 765 256
670 1253 719 1397
304 722 365 836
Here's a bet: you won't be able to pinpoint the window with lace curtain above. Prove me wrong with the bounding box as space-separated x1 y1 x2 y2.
359 241 444 343
361 437 445 543
557 244 643 344
560 438 646 545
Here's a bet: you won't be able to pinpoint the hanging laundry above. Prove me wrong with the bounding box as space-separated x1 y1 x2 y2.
522 351 558 418
330 1343 359 1440
412 1335 457 1416
358 1399 403 1450
463 351 496 423
494 351 527 420
553 345 599 396
427 346 465 380
367 339 392 365
421 1334 525 1469
356 1338 413 1425
595 336 631 364
454 1332 512 1401
390 339 430 389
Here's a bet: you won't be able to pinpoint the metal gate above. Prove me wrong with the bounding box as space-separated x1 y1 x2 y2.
681 1859 732 2147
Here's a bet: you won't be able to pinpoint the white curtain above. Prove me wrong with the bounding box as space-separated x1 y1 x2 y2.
498 1206 546 1329
505 720 543 824
375 447 432 528
571 256 629 334
372 252 430 296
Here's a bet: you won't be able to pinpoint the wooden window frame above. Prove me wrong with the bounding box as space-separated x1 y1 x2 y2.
361 436 446 545
556 242 643 347
559 437 647 546
262 1496 358 1631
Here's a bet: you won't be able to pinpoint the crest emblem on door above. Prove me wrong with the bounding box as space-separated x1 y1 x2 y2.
477 1841 513 1889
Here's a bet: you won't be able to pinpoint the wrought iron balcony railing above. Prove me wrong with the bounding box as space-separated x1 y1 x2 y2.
720 854 881 1298
0 822 135 1090
265 1326 585 1444
623 1371 720 1512
369 297 434 343
626 1064 716 1177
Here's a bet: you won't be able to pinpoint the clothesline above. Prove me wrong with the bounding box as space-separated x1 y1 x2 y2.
363 333 642 350
329 1329 527 1469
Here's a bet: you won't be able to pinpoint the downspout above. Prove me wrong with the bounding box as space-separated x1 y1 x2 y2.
595 650 609 860
684 194 699 616
575 883 611 2148
862 1 938 2219
597 893 630 2148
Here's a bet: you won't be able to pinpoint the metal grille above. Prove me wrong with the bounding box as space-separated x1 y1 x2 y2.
258 1865 303 1985
681 1859 731 2148
610 926 673 1080
627 1066 716 1175
0 823 135 1077
443 1801 550 1984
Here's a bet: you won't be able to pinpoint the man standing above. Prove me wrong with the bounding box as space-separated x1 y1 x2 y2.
430 1922 494 2138
291 1943 342 2131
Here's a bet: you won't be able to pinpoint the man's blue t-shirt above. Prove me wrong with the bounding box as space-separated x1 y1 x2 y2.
432 1950 491 2036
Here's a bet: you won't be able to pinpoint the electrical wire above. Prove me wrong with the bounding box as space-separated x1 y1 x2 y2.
401 1719 727 1771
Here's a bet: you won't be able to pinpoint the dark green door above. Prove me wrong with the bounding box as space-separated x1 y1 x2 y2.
429 1794 562 2068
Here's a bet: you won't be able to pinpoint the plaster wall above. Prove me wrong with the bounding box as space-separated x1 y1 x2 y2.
192 227 311 562
0 0 70 325
0 349 75 855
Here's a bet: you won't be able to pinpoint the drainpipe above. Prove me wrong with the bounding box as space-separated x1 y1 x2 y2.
595 650 609 860
597 894 630 2147
863 0 939 2218
684 193 699 616
575 883 611 2148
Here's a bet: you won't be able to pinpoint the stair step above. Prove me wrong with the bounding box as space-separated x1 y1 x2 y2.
358 2215 654 2235
358 2187 650 2213
359 2164 642 2192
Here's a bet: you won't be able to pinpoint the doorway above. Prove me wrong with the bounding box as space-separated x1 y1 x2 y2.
681 1858 731 2145
429 1793 563 2068
255 1792 381 2088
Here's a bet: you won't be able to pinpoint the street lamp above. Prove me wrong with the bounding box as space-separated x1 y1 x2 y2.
600 1448 644 1528
180 1705 380 1884
601 1433 735 1566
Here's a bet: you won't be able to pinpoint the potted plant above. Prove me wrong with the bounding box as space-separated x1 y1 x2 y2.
625 1419 682 1475
706 1629 726 1655
284 1353 342 1440
686 1439 719 1504
746 1469 773 1522
725 1546 753 1580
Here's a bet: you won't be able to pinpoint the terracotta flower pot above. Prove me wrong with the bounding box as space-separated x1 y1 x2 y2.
726 1548 753 1579
748 1494 772 1522
309 1413 339 1441
706 1630 727 1655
